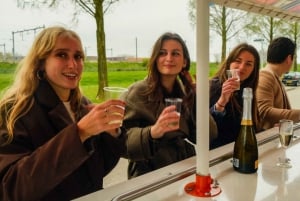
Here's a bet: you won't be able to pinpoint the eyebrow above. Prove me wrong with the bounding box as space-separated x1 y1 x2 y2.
52 48 69 52
53 48 83 54
160 48 182 52
236 57 254 63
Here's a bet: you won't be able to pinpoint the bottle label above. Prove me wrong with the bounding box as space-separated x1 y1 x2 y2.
232 158 239 168
241 119 253 126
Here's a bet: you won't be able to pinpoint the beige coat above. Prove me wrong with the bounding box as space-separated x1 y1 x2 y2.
256 69 300 130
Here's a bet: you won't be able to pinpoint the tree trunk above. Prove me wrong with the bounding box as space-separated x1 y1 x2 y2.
221 6 227 62
293 22 298 71
95 1 108 99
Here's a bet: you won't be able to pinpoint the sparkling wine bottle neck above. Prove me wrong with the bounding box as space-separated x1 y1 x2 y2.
241 88 253 125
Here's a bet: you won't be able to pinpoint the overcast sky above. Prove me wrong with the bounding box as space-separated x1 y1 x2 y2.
0 0 209 61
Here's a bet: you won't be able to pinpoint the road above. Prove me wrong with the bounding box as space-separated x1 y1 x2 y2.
103 86 300 188
286 86 300 108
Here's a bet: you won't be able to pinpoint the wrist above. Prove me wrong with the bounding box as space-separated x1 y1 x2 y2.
216 101 225 108
150 126 163 139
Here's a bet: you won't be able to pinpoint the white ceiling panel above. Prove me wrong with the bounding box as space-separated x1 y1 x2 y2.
211 0 300 21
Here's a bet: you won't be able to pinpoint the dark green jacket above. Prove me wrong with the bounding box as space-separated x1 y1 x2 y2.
121 80 217 179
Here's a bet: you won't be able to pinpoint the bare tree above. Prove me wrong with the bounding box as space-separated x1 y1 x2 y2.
278 21 300 71
16 0 121 98
244 15 285 45
188 0 249 62
245 17 299 71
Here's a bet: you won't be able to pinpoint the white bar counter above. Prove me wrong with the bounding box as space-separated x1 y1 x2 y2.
75 124 300 201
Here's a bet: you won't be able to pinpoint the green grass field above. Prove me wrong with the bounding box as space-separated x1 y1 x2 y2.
0 61 218 102
81 70 148 101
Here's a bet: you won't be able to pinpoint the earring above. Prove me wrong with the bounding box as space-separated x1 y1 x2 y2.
37 70 44 80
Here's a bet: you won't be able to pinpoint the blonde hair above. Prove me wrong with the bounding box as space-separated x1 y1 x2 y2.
0 26 84 145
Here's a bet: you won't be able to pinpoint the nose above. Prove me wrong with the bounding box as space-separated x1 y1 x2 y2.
67 57 77 68
165 52 173 61
238 62 247 71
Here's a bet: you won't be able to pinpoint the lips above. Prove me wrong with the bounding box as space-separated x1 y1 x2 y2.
164 64 175 68
63 73 78 79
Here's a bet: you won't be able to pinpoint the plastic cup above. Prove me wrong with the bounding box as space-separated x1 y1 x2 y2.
103 87 128 125
103 87 128 100
226 69 240 90
165 98 182 126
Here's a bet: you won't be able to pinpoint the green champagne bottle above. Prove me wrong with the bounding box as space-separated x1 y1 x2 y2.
232 87 258 173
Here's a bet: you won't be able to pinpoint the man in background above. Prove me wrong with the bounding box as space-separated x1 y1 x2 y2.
256 37 300 130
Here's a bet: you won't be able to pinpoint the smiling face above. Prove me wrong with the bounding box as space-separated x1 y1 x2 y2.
156 39 186 78
44 35 84 101
229 50 255 82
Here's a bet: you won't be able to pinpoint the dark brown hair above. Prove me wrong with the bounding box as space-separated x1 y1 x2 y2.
145 32 194 108
214 43 261 131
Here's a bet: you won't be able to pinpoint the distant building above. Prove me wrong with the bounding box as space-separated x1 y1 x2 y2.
86 56 146 62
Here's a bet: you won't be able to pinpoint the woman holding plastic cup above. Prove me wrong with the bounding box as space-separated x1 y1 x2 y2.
0 26 126 200
209 43 262 149
120 32 218 179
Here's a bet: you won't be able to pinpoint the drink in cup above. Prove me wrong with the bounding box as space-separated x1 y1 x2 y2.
103 87 128 125
279 119 293 148
277 119 294 168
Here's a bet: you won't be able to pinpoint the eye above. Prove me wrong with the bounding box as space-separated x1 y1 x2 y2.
56 52 68 58
159 50 167 56
171 51 181 57
74 53 83 60
234 58 242 63
246 62 254 67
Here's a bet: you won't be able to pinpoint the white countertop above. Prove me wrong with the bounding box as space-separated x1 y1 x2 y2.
75 125 300 201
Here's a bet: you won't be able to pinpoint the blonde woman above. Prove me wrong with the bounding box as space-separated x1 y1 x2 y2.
0 26 126 201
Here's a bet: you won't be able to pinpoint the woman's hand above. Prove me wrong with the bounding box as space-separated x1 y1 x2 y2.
77 99 126 142
150 105 180 139
218 77 239 106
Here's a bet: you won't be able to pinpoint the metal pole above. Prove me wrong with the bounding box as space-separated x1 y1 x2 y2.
135 37 138 61
196 0 210 176
12 25 45 61
12 32 15 61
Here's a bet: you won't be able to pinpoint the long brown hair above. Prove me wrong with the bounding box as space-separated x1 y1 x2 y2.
214 43 261 131
145 32 194 108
